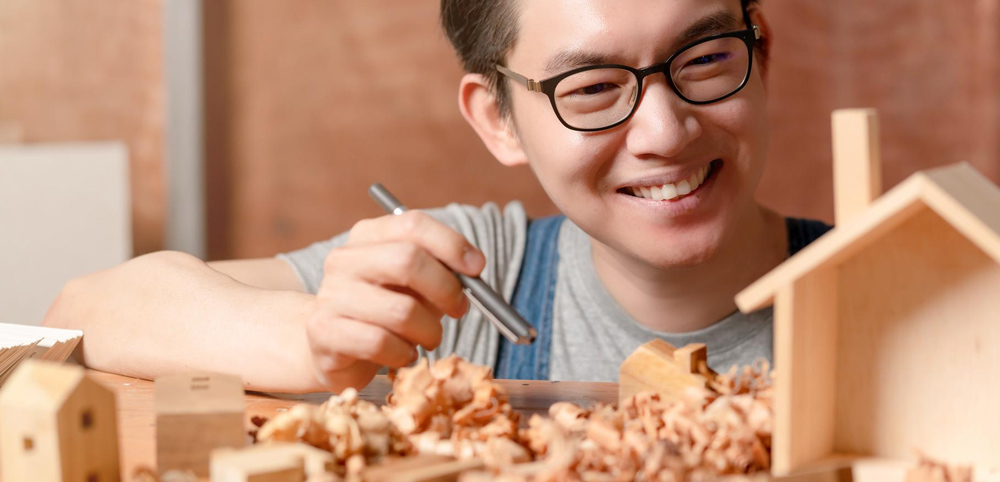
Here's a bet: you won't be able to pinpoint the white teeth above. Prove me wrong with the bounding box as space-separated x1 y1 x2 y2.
628 163 713 201
661 183 678 200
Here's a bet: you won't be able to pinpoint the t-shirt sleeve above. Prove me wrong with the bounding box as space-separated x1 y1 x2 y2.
275 201 529 368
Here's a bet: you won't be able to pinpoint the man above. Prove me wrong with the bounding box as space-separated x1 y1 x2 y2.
44 0 828 393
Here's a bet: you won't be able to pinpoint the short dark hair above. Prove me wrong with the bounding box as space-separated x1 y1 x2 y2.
440 0 764 119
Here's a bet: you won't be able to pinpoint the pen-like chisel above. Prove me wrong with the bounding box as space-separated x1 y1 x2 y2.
368 183 537 345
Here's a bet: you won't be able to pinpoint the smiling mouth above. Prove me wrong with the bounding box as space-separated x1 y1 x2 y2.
617 159 722 201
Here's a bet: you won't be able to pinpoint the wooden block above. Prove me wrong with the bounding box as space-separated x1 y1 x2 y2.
832 108 882 227
0 359 121 482
156 372 246 477
619 340 712 404
211 446 303 482
211 442 335 482
363 454 454 482
363 455 484 482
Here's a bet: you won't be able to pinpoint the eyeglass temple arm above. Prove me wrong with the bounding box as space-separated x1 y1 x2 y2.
496 64 542 92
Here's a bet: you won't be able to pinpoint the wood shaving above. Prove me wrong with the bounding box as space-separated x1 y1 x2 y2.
256 387 407 478
254 356 776 482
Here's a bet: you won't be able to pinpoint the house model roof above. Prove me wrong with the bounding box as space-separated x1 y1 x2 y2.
0 360 89 410
737 162 1000 312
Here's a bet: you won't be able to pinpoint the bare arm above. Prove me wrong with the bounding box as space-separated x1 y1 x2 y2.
43 211 485 395
43 251 323 393
208 257 306 292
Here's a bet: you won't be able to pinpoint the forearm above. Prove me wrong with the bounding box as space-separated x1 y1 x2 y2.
43 251 324 393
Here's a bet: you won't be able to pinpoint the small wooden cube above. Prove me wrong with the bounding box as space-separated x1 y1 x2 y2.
156 372 246 477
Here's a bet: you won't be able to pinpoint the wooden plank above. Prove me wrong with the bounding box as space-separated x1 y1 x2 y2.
772 269 839 475
834 209 1000 469
832 109 882 227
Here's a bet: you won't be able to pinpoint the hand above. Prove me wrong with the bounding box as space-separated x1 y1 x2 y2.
306 210 485 391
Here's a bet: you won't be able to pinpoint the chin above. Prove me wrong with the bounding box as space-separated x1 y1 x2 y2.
631 230 725 270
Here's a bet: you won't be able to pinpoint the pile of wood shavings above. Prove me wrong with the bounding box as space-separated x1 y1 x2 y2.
256 387 410 477
462 360 774 482
256 356 775 481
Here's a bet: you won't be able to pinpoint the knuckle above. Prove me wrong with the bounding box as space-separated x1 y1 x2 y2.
388 296 418 325
349 218 374 238
396 210 426 235
323 248 347 273
313 354 341 376
389 243 423 280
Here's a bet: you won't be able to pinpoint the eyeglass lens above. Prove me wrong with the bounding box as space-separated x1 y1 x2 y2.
552 36 751 130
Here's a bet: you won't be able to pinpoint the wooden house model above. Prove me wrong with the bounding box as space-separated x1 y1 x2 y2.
0 359 120 482
156 372 246 476
618 340 716 404
736 109 1000 478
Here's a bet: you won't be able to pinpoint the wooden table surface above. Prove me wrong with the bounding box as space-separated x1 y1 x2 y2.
88 369 619 477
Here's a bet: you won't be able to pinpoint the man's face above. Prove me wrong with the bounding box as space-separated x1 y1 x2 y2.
504 0 769 269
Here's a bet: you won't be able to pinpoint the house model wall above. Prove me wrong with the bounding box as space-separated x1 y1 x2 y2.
156 372 246 477
0 359 120 482
736 110 1000 477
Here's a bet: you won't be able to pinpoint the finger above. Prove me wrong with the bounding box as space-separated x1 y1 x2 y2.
346 211 485 276
323 280 445 350
308 314 419 369
323 242 469 318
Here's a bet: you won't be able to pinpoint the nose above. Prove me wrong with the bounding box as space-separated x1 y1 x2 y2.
624 76 703 159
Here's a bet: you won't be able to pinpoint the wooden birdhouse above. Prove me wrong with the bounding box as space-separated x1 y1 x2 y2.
619 340 717 404
736 109 1000 478
211 442 336 482
0 359 120 482
156 372 246 477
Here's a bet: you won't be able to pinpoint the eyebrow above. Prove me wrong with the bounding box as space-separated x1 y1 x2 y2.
541 10 744 75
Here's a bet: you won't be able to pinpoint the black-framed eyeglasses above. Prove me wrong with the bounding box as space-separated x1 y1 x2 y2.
496 25 761 132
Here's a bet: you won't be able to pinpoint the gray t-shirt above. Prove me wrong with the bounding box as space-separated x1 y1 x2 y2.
278 201 772 382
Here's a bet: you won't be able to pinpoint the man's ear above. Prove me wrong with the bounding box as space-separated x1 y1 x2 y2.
747 5 771 79
458 73 529 167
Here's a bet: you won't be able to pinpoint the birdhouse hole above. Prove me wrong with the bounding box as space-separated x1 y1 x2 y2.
81 409 94 429
87 472 99 482
22 436 33 451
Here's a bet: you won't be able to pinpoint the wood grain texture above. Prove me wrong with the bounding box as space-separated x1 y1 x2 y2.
834 208 1000 471
0 0 165 255
155 373 246 476
0 361 120 482
202 0 555 260
832 109 882 226
761 0 1000 223
772 270 838 476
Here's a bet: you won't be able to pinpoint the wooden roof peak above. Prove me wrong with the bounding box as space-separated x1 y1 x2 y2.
736 162 1000 312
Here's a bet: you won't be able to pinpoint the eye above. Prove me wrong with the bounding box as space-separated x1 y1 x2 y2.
572 83 618 96
688 52 732 66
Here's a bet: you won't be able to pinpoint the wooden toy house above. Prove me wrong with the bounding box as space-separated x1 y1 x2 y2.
156 372 246 476
736 110 1000 478
618 340 716 404
0 359 120 482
